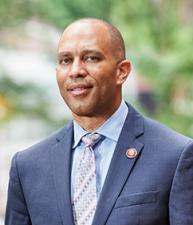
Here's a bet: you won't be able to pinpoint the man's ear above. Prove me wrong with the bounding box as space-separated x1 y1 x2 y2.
116 60 131 85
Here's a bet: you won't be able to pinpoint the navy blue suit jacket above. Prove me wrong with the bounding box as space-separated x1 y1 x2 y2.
5 104 193 225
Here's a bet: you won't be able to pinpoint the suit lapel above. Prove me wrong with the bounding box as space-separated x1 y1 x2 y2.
50 122 74 225
92 104 144 225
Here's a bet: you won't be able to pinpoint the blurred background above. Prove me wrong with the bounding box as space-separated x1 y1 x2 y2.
0 0 193 223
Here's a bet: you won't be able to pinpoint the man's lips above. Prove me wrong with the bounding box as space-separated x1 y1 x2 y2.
67 84 93 96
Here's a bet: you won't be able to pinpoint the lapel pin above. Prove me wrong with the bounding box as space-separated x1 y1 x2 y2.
126 148 138 159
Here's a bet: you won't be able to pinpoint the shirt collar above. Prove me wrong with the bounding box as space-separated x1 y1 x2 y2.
73 99 128 148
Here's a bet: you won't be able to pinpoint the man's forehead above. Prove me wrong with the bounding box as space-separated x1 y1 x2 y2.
64 19 109 33
58 39 109 58
60 20 110 42
58 21 111 51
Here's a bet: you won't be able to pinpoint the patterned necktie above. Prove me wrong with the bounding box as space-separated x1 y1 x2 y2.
72 133 101 225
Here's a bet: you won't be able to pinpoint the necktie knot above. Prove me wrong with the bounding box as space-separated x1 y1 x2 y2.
82 133 101 148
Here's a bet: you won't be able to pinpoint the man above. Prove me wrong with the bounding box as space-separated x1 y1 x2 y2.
5 18 193 225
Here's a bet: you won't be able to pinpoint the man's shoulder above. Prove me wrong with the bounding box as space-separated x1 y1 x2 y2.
144 116 192 145
14 120 73 162
126 103 192 149
140 116 193 162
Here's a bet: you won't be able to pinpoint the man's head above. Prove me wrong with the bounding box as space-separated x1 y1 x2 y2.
59 18 126 62
56 18 131 123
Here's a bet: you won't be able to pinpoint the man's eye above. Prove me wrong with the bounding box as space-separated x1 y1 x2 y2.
85 56 100 62
59 58 72 65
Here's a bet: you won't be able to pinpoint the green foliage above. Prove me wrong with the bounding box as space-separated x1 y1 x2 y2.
0 0 34 27
36 0 109 27
0 0 110 28
0 75 51 122
110 0 193 137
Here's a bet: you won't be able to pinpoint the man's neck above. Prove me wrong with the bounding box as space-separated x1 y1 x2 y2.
73 114 111 132
72 101 123 132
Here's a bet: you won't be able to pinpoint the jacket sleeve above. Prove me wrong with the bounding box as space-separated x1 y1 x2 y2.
5 153 31 225
169 140 193 225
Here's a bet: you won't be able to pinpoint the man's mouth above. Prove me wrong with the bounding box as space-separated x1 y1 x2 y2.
68 84 93 96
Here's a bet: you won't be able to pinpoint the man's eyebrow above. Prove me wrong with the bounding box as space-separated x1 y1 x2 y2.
81 49 103 56
57 52 71 59
57 49 104 60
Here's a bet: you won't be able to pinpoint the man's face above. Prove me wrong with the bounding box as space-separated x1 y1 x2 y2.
56 22 127 118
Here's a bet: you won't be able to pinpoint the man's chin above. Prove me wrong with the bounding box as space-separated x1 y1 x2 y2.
72 109 94 117
67 102 92 116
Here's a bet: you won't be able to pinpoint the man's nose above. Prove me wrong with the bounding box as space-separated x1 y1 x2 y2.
69 59 87 79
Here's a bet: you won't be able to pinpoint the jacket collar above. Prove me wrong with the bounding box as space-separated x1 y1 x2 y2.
92 103 144 225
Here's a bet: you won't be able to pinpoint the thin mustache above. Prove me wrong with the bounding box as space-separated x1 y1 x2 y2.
67 77 93 87
67 82 93 90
